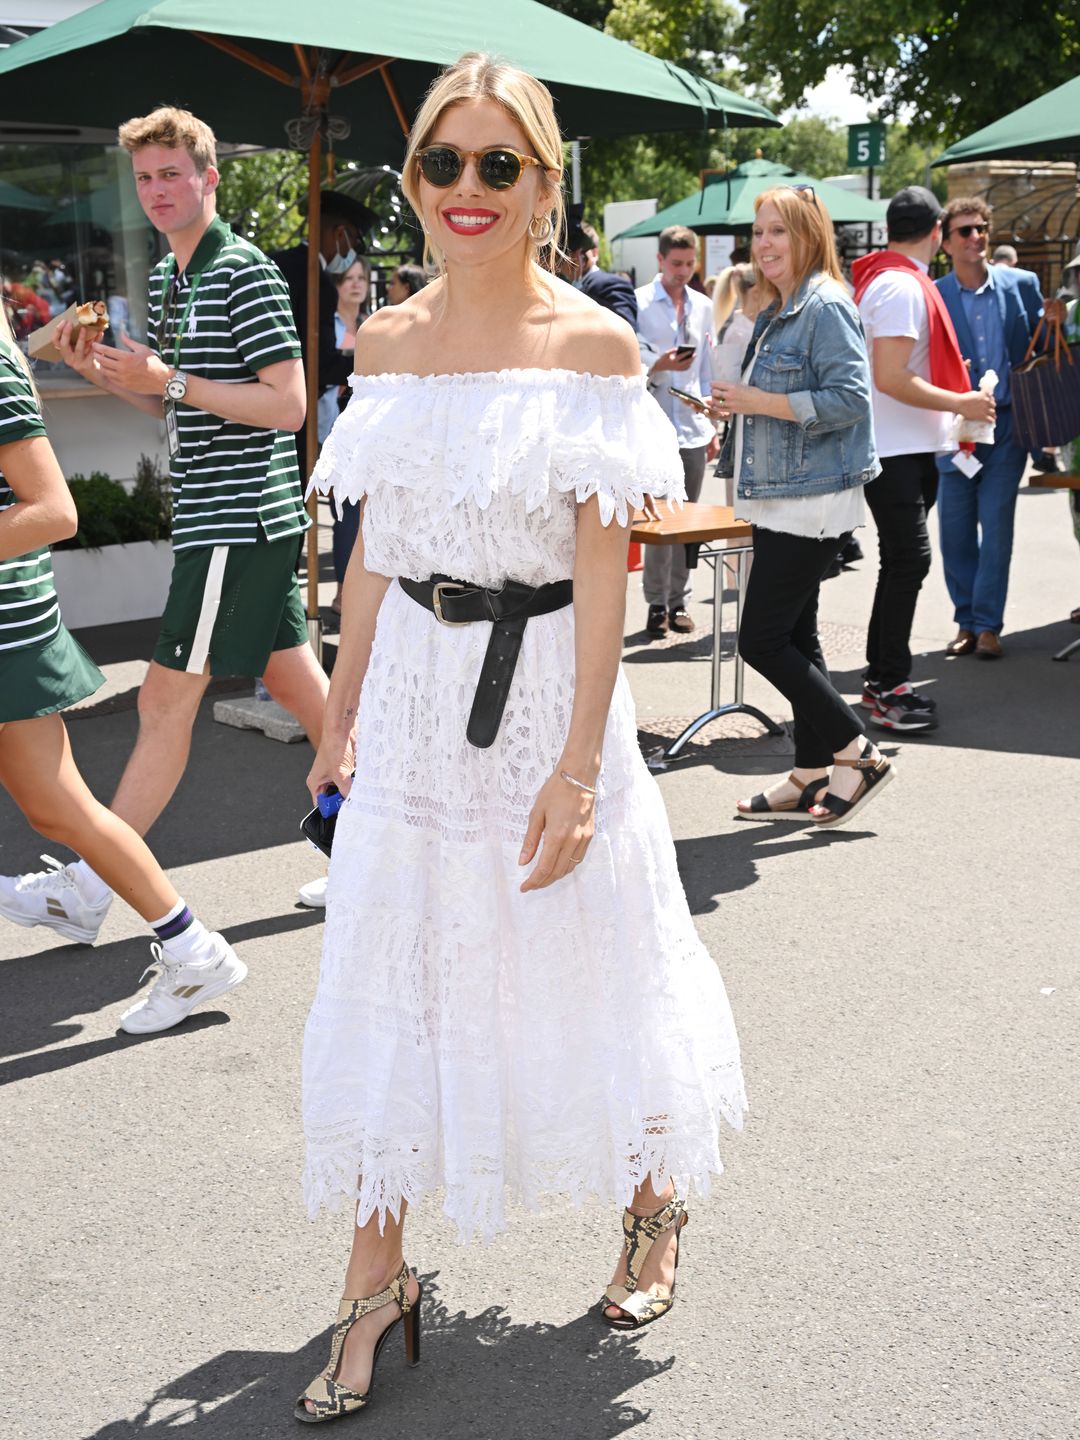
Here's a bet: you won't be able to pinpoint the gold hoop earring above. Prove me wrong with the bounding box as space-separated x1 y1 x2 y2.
529 214 555 245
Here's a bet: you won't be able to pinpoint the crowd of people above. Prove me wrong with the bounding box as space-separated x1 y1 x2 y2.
0 49 1076 1424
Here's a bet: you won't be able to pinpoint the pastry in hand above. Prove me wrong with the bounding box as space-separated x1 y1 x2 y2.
71 300 108 342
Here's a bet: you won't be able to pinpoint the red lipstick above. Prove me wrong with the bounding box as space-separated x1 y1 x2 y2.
441 208 499 236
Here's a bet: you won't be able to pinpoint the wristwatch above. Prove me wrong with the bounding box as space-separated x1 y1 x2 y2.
165 369 189 402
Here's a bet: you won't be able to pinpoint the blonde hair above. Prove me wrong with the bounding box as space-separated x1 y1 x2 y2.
401 53 565 277
0 290 39 401
712 262 755 335
752 187 844 308
118 106 217 173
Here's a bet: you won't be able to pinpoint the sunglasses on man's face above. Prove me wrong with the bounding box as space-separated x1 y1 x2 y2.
949 223 989 239
416 145 544 191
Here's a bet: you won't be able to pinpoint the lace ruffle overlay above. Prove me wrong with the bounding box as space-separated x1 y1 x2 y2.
301 370 745 1242
307 369 686 587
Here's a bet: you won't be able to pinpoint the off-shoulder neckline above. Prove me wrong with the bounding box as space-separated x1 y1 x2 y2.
348 367 643 386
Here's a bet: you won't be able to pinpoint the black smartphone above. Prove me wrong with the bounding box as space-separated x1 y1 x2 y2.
668 385 711 414
674 344 697 361
300 784 343 858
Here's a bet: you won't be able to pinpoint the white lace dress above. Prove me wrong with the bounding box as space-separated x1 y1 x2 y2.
302 368 746 1241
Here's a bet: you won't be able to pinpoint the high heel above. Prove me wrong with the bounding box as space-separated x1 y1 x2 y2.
294 1261 422 1424
600 1190 688 1330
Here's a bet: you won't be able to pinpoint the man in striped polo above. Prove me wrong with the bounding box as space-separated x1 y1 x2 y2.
42 106 332 933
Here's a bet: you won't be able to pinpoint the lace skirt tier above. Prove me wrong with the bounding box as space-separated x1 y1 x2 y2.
302 581 746 1241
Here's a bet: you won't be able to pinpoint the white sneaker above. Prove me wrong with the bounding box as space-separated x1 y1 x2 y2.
298 874 328 908
120 934 247 1035
0 855 112 944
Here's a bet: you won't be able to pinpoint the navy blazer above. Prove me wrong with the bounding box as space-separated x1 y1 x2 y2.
271 242 352 394
579 265 638 330
935 264 1043 391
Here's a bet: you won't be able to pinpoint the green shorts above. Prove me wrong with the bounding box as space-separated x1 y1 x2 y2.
0 623 104 723
154 533 309 677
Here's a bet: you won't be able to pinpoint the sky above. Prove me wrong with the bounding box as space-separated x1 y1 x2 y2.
790 66 876 127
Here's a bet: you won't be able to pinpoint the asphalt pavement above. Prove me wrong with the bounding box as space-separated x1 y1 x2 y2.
1 471 1077 1440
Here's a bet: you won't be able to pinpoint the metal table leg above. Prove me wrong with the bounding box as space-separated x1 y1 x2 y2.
653 541 783 766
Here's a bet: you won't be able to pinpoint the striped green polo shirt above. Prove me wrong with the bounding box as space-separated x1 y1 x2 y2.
0 344 57 654
148 215 308 552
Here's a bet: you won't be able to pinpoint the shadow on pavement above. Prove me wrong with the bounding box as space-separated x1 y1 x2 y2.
675 825 870 912
0 710 316 873
830 619 1080 761
81 1275 665 1440
0 1011 229 1086
0 908 323 1071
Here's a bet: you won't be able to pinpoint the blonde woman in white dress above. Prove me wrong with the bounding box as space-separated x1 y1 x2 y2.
296 52 746 1424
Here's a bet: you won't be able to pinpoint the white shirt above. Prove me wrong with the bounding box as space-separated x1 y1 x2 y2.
635 275 715 449
712 309 755 384
858 263 954 457
733 331 865 539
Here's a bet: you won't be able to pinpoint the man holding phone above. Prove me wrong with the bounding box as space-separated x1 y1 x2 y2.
637 225 716 635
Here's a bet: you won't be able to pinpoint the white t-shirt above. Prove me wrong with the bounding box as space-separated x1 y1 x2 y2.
858 267 954 457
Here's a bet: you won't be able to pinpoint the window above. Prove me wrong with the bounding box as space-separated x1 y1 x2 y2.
0 140 159 386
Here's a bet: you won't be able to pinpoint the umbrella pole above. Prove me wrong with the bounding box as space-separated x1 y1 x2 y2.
305 129 323 662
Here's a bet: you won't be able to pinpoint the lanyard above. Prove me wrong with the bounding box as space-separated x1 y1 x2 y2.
156 218 231 369
160 262 203 369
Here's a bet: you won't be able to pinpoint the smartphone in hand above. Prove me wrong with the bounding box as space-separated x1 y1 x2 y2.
668 385 711 414
674 345 697 361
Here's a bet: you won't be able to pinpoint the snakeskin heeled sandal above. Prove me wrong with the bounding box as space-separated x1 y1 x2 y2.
601 1191 688 1330
294 1262 421 1424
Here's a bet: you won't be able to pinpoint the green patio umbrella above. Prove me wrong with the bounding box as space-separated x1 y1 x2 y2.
0 180 53 213
0 0 778 643
615 157 887 238
933 75 1080 166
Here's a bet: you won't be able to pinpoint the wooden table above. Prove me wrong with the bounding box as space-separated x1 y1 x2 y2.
1027 472 1080 660
630 502 783 760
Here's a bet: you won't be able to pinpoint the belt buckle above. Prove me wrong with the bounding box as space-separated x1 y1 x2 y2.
432 580 471 626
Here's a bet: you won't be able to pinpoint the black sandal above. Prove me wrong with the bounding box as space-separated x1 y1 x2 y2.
811 743 894 829
736 772 829 822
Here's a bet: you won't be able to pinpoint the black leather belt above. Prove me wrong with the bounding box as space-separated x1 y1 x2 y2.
399 574 573 748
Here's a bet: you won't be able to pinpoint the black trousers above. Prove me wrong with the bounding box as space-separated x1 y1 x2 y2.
864 452 938 690
739 525 864 769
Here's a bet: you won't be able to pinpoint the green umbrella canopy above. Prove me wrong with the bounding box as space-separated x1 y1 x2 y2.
933 74 1080 166
615 158 887 238
0 0 776 637
0 0 778 154
0 180 53 213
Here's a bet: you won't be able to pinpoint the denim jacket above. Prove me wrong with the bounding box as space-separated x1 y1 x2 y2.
717 273 879 499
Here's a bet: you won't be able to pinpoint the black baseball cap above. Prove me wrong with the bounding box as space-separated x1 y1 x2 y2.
886 185 943 240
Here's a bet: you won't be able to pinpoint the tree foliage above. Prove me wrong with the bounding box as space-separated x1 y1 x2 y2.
736 0 1080 145
541 0 745 227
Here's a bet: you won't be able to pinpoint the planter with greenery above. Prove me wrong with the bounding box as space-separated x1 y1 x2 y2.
51 454 175 629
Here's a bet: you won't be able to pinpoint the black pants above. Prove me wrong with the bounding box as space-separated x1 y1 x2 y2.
739 526 864 769
864 452 938 690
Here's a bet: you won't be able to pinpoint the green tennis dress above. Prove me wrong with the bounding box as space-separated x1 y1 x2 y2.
0 344 103 723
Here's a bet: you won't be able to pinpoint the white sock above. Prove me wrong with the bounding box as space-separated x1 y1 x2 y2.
70 859 112 906
160 916 218 966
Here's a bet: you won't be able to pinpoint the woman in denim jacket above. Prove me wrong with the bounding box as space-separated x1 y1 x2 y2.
712 187 894 828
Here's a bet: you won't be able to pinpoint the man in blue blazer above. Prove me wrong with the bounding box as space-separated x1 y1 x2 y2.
935 197 1044 658
568 220 638 331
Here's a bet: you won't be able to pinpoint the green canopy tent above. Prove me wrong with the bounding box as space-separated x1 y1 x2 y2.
933 74 1080 166
614 157 887 239
0 180 53 213
0 0 778 647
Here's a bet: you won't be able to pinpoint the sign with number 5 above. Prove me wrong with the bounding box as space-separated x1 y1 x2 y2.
847 122 886 168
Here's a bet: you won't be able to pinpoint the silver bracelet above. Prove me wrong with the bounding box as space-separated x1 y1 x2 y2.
559 769 597 797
